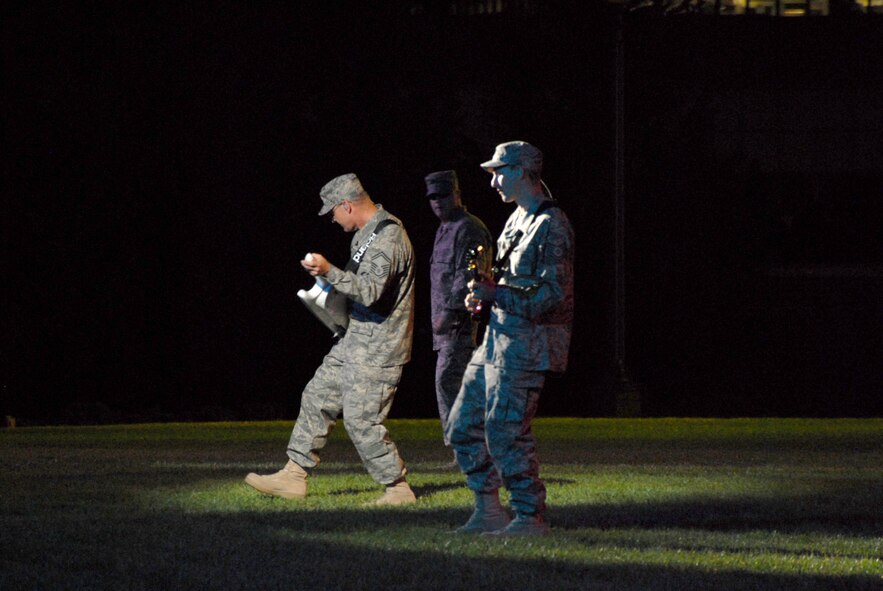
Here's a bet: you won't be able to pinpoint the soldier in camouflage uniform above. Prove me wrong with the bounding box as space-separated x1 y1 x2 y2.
425 170 493 451
245 173 417 506
446 142 574 535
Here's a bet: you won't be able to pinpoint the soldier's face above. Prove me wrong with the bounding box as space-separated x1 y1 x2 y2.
429 194 460 222
331 201 357 232
490 164 519 203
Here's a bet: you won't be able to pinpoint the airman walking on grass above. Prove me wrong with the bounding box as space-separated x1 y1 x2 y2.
447 141 574 536
425 170 493 454
245 173 417 506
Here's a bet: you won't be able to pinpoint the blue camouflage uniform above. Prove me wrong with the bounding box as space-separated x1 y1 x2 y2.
287 206 415 485
446 200 574 516
430 207 492 445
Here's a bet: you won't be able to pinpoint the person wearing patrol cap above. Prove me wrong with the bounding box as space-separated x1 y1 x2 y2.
425 170 493 458
479 141 544 177
245 173 418 506
316 172 368 216
446 142 575 536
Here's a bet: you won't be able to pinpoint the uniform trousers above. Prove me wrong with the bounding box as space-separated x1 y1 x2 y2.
446 361 547 516
287 353 407 485
434 330 476 446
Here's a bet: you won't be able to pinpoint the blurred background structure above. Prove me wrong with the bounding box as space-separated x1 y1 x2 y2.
3 1 881 423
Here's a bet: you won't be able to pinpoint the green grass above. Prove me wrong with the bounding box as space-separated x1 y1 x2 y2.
1 418 881 590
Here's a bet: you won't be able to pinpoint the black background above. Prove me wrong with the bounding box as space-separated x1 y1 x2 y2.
4 2 881 424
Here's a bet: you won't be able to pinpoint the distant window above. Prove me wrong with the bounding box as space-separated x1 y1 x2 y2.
449 0 536 15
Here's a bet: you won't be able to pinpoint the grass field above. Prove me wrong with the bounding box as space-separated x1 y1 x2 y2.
1 418 881 590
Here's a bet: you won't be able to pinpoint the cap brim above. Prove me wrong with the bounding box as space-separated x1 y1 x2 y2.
318 203 334 216
480 158 506 170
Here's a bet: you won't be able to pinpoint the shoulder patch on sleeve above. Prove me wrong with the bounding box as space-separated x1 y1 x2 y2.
369 251 391 277
543 218 572 262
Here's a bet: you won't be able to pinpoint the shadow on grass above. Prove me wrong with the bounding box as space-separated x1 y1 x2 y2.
321 481 469 497
547 482 883 538
411 481 466 497
3 505 880 591
3 473 880 590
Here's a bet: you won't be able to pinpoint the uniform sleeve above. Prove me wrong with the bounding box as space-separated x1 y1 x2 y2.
495 214 574 320
324 225 402 307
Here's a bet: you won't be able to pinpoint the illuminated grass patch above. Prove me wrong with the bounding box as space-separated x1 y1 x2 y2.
1 419 881 590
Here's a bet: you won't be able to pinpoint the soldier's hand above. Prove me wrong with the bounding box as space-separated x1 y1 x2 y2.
466 278 496 311
464 292 480 313
301 253 331 276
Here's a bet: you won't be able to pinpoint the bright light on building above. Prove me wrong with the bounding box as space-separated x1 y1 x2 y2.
730 0 829 15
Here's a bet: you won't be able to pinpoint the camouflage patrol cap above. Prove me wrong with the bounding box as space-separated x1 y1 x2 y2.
424 170 460 198
318 173 368 215
480 141 543 174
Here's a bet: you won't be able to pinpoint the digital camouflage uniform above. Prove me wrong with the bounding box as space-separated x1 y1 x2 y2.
288 206 415 485
430 207 493 445
446 200 574 516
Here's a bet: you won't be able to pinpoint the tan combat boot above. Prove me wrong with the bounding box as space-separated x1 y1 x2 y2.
365 479 417 506
453 491 511 534
244 460 308 499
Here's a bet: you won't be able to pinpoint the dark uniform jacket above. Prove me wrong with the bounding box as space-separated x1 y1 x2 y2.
430 208 493 350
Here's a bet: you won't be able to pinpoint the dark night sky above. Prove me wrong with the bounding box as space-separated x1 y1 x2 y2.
3 3 882 423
